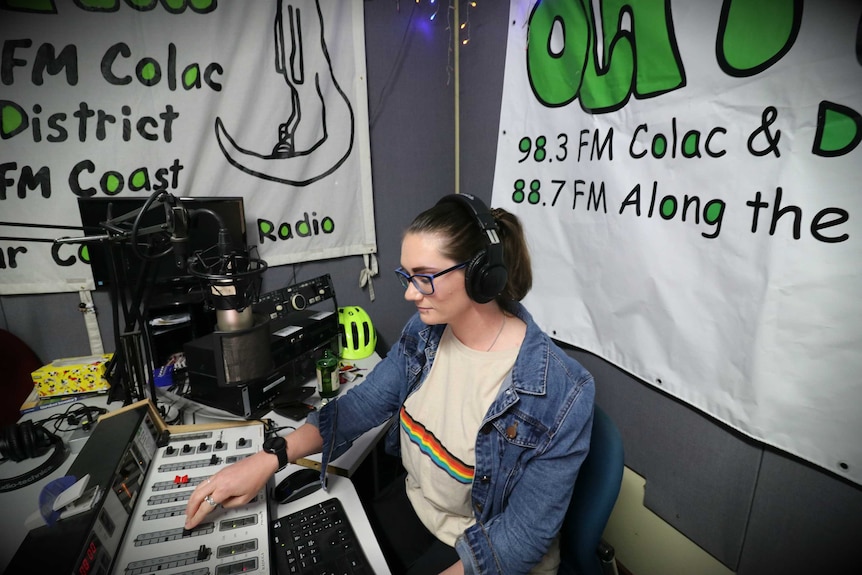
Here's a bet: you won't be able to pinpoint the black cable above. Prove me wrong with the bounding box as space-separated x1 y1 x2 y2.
44 403 107 434
130 190 173 262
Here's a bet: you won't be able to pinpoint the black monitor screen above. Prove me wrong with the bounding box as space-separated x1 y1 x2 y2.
77 196 248 288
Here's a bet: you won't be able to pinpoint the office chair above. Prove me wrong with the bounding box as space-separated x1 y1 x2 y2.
558 405 625 575
0 329 42 426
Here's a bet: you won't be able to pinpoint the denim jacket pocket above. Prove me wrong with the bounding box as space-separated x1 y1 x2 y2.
473 410 550 518
491 409 548 449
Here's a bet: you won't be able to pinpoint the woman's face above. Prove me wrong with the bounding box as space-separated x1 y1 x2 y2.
399 231 472 325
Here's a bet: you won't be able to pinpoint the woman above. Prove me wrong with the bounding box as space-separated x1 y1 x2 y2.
184 194 595 574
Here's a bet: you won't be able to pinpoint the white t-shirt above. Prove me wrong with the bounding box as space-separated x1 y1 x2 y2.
399 326 562 573
401 326 517 544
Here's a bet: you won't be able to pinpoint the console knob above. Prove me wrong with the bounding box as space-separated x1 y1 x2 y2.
290 293 307 310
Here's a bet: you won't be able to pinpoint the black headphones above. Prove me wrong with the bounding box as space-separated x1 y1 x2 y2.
436 193 508 304
0 421 68 493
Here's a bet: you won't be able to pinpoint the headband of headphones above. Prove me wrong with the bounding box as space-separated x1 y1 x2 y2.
436 193 508 303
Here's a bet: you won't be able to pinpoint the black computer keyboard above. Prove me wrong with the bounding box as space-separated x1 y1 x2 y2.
271 497 373 574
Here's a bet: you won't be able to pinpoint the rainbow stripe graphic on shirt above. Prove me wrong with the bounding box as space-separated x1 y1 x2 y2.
400 406 474 484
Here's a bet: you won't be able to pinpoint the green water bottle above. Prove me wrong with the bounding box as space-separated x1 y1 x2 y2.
316 349 340 400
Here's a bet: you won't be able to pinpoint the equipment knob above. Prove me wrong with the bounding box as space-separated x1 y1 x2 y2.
290 293 307 310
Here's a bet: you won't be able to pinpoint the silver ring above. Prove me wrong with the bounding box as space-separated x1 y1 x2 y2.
205 495 218 507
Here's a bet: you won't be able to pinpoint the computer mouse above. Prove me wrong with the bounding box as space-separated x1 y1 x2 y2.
272 468 323 504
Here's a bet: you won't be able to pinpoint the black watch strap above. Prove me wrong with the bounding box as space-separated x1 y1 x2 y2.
263 436 288 472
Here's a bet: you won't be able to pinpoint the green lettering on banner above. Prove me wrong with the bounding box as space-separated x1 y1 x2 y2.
812 101 862 158
526 0 590 107
527 0 685 112
0 100 27 137
717 0 802 77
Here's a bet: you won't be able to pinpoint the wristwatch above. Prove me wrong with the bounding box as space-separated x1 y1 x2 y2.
262 436 289 472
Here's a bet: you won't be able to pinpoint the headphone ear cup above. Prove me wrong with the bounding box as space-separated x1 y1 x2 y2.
464 249 489 303
5 421 54 461
465 248 508 304
21 421 37 460
481 261 508 303
1 423 26 462
29 423 55 458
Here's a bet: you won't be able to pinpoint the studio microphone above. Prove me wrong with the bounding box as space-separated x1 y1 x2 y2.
188 228 267 332
186 216 273 388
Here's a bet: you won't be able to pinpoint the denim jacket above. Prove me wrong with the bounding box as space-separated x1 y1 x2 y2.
307 303 594 574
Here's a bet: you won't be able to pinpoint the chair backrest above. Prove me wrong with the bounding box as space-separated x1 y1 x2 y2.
559 405 625 575
0 329 42 426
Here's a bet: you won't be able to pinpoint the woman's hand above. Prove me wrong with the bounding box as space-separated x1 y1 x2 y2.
184 423 324 529
184 450 278 529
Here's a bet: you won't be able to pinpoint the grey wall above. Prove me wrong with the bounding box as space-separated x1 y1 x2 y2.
2 3 860 574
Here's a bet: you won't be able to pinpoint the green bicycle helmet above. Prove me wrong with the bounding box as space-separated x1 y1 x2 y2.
338 306 377 360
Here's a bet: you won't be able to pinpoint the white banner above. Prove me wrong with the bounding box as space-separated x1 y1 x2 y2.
493 0 861 484
0 0 375 294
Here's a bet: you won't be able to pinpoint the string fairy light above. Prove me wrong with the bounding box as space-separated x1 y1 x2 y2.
397 0 478 83
401 0 476 42
460 0 476 45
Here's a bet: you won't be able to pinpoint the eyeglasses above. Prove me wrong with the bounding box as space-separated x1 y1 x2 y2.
395 262 468 295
